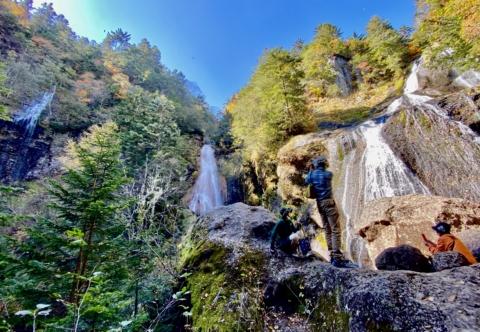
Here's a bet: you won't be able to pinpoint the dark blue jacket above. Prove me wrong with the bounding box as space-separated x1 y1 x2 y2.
305 168 333 201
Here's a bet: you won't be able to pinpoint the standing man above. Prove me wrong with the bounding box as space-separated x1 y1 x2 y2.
305 156 356 268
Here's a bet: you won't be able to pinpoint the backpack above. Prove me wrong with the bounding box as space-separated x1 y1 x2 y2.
304 184 317 199
299 238 312 255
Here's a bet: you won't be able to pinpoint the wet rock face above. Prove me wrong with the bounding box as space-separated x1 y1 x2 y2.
355 194 480 266
432 251 470 271
225 176 243 204
181 204 480 331
375 244 432 272
382 88 480 202
437 88 480 134
0 120 56 183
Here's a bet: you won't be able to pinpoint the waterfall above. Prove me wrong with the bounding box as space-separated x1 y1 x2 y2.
0 87 56 183
189 145 224 215
340 60 431 265
14 86 56 138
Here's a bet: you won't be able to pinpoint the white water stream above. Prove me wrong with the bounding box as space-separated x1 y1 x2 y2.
189 145 224 215
14 87 56 137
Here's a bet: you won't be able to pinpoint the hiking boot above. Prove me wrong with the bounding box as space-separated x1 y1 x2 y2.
331 258 359 268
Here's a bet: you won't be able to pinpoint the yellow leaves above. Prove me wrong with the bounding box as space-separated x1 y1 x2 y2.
76 89 89 103
3 2 29 24
112 73 131 99
105 62 122 74
60 121 120 171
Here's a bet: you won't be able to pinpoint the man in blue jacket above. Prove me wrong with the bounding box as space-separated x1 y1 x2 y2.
305 156 357 268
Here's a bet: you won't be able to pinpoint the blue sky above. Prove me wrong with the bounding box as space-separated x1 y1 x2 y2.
32 0 416 108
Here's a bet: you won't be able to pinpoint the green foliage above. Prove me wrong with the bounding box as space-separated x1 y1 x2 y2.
412 0 480 71
114 91 181 172
0 62 12 121
230 47 314 170
351 16 411 83
103 28 131 51
300 24 344 98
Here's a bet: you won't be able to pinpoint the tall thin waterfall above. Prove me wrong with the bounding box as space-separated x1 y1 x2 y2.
0 87 56 183
189 145 224 215
14 86 56 138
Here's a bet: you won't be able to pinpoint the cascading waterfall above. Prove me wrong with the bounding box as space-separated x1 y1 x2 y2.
14 86 56 139
189 145 224 215
340 59 432 265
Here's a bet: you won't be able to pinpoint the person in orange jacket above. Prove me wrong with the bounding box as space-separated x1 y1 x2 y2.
423 221 477 265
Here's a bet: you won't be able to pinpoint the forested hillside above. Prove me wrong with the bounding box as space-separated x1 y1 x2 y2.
224 0 480 206
0 0 217 330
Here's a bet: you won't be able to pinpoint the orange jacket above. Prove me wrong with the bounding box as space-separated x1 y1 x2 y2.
428 234 477 265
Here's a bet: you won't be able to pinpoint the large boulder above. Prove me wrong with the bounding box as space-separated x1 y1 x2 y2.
432 251 470 271
456 228 480 261
181 203 480 331
355 194 480 266
375 244 432 272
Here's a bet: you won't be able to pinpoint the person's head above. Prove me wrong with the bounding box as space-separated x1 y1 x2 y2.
312 156 327 170
432 221 451 235
280 206 293 219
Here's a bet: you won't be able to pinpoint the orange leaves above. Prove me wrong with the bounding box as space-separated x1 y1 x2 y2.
31 36 55 51
74 72 107 105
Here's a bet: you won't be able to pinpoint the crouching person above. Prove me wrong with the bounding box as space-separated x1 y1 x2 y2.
270 207 301 257
424 221 477 265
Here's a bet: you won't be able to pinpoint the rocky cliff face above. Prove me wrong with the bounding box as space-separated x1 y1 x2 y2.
180 203 480 331
0 119 64 183
329 55 354 97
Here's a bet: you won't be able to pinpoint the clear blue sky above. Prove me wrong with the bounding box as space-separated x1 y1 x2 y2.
32 0 416 108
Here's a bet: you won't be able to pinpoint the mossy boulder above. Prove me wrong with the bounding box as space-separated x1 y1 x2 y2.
179 203 480 331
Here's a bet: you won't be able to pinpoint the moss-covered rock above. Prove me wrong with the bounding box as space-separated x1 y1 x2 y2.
179 203 480 331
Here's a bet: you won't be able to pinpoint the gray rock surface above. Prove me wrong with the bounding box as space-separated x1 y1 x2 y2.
375 244 432 272
432 251 470 271
183 203 480 331
329 55 353 97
